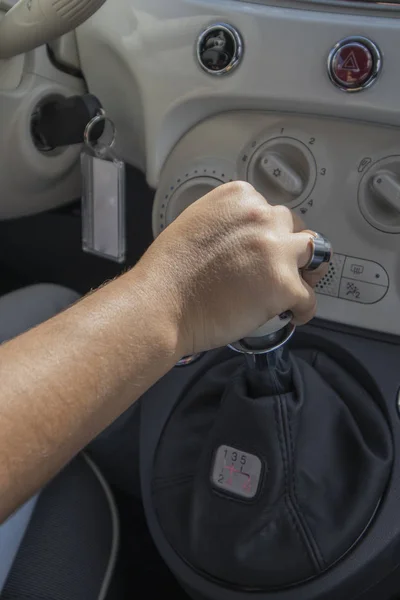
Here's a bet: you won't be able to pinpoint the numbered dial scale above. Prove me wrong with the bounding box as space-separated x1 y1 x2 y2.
153 128 330 236
237 126 330 214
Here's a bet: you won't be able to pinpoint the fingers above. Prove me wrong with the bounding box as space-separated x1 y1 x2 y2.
289 277 317 325
293 229 332 288
287 229 330 324
268 209 330 325
290 231 316 269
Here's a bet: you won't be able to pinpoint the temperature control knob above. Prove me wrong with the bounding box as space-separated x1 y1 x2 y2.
245 137 317 208
359 157 400 233
371 173 400 214
259 153 304 196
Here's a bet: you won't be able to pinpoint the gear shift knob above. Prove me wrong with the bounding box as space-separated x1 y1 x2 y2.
229 232 332 369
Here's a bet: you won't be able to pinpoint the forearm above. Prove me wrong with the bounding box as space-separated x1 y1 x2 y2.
0 265 181 522
0 180 323 523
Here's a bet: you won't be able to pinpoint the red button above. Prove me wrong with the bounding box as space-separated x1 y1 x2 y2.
330 42 374 89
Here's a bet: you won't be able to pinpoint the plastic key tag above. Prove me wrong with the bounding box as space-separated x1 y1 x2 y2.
81 111 126 263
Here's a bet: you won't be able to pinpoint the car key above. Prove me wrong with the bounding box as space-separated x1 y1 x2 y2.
81 111 126 264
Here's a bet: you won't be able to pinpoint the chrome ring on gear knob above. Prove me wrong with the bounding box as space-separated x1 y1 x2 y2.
304 232 332 272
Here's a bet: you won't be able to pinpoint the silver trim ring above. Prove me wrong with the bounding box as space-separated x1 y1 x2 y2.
197 23 243 76
304 232 332 271
229 323 296 355
327 36 382 93
84 111 116 151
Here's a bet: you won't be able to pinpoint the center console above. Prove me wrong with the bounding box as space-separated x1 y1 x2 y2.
142 105 400 599
139 18 400 600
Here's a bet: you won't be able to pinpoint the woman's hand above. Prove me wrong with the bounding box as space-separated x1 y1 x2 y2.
140 181 329 356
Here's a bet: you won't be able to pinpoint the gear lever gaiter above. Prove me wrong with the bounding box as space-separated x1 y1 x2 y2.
151 343 393 591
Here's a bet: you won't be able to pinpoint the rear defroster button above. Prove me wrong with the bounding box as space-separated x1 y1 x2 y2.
328 37 382 92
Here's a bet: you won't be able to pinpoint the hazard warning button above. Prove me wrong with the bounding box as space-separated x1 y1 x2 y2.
328 37 382 92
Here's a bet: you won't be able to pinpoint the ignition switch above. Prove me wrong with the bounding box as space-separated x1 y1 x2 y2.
31 94 105 152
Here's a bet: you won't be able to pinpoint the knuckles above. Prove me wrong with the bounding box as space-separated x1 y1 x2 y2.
222 180 255 197
208 181 277 226
243 204 270 225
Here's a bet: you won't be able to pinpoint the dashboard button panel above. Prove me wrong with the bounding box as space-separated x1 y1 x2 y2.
338 278 387 304
316 254 389 304
342 257 389 287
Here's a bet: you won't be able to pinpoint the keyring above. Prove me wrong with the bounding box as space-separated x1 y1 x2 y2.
83 110 116 151
304 232 332 271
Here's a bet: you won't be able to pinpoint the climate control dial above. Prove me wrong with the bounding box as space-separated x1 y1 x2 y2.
246 137 315 208
358 156 400 233
238 127 329 215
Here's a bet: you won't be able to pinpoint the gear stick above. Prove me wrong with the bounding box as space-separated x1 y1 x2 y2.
229 232 332 398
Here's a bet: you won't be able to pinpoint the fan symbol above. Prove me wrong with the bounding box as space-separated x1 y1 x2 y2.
273 168 281 178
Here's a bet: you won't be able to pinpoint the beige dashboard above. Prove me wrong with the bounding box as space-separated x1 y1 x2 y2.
0 0 399 336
